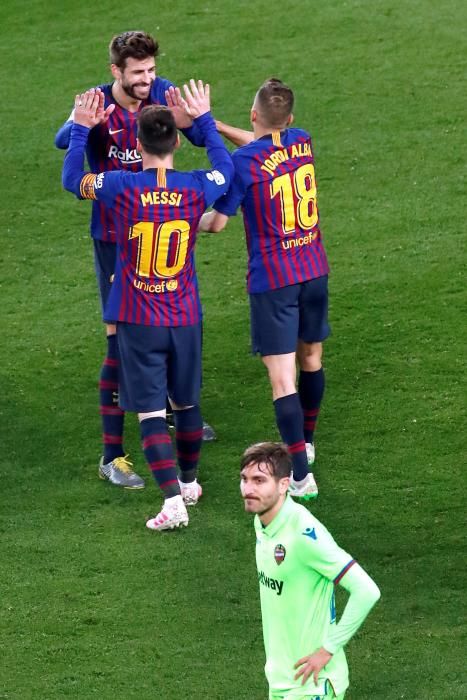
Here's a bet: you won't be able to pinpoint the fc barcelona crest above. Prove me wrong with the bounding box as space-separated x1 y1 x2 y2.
274 544 286 565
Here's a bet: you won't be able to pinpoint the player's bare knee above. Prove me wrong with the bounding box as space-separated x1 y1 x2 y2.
267 373 296 399
167 396 195 412
171 402 194 411
298 341 323 371
138 409 166 422
262 356 296 398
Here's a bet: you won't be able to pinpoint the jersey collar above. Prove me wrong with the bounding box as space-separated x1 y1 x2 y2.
254 495 295 538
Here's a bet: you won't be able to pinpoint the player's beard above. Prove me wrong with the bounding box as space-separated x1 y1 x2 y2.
243 493 280 516
121 78 153 100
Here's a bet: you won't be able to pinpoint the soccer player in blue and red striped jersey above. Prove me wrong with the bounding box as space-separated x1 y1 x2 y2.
62 81 233 530
55 31 216 491
200 79 330 499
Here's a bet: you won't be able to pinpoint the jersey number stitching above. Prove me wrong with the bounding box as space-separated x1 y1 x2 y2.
270 163 318 235
129 220 190 278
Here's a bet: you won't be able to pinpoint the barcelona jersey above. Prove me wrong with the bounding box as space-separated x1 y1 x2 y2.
62 114 233 327
215 128 329 294
56 77 205 243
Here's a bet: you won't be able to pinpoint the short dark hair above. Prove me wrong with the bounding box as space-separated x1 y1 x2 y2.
109 31 159 69
137 106 177 157
255 78 294 128
240 442 291 480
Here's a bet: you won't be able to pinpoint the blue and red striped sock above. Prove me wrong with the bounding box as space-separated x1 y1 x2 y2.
140 417 180 498
298 368 325 444
174 406 203 483
99 334 125 464
273 393 308 481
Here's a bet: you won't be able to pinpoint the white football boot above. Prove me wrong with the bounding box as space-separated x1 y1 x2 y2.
289 472 319 500
306 442 315 466
178 478 203 506
146 495 189 531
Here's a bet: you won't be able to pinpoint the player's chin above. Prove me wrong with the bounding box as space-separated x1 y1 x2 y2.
135 86 151 98
243 498 261 513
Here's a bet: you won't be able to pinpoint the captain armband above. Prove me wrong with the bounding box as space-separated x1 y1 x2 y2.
80 174 98 200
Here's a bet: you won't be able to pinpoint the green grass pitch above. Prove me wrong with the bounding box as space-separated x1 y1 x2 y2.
0 0 465 698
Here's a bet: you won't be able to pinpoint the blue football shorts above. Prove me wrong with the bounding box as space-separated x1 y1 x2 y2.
249 275 330 356
93 239 117 320
116 321 202 412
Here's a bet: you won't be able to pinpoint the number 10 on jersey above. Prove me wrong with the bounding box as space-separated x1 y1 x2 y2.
129 220 190 278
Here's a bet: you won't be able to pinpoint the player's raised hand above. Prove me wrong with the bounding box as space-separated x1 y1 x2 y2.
165 86 193 129
73 89 114 129
182 79 211 119
95 89 115 124
293 647 333 686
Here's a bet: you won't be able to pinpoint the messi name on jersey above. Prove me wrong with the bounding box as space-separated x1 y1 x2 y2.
140 190 183 207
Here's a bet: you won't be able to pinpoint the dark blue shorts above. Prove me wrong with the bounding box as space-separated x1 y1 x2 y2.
116 321 202 413
250 275 330 356
93 239 117 319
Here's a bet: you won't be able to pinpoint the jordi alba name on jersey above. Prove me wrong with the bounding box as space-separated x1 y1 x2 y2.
215 128 329 294
84 78 178 243
80 165 227 326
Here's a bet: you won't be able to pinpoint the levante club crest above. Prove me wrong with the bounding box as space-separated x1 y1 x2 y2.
274 544 286 565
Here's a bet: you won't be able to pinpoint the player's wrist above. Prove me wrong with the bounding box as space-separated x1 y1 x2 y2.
72 121 91 132
69 123 92 145
193 111 213 124
322 641 337 656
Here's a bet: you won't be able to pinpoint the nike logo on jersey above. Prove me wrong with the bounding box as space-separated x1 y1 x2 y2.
109 128 125 135
258 570 284 596
302 527 317 540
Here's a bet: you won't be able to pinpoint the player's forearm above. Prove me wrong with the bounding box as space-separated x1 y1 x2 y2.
215 120 254 147
62 124 90 197
323 563 380 655
198 210 228 233
180 121 206 147
55 120 73 149
194 113 234 186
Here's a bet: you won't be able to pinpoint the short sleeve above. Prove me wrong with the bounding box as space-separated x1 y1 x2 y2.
296 518 355 583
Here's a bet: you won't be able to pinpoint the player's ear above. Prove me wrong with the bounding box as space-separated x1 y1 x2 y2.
175 134 181 150
110 63 122 82
251 108 257 125
136 137 142 154
286 113 294 126
279 476 290 495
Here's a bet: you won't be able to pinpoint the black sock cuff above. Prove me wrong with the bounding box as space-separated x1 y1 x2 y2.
273 392 300 410
174 405 202 429
106 333 118 358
